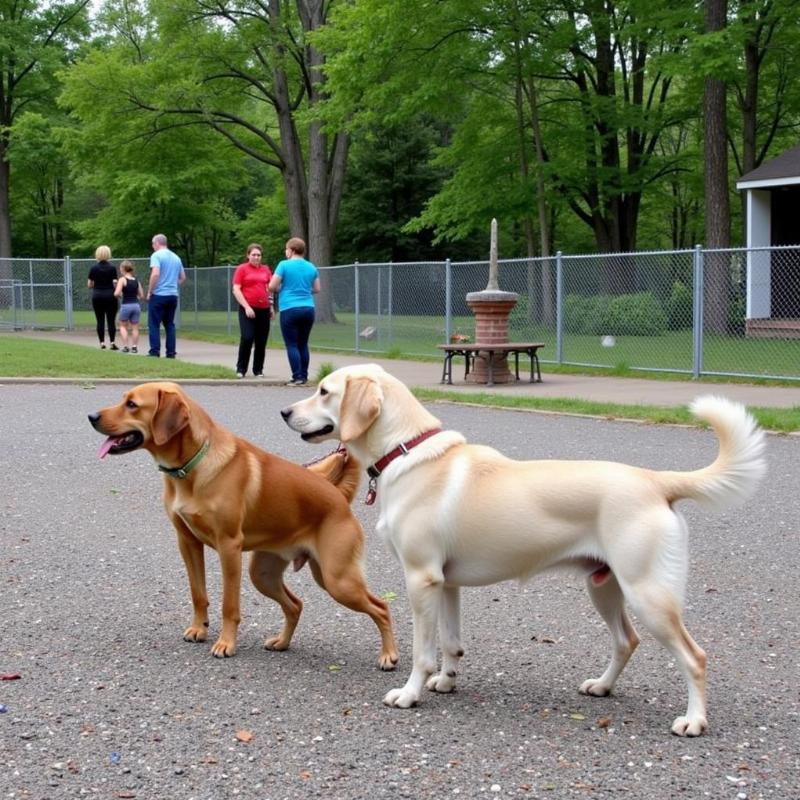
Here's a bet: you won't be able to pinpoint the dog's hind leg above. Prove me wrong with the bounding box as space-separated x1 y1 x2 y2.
426 585 462 694
249 551 303 651
624 583 707 737
579 572 639 698
311 539 398 671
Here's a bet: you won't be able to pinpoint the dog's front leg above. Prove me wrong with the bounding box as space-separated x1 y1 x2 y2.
173 518 209 644
212 536 244 657
384 568 443 708
426 585 462 693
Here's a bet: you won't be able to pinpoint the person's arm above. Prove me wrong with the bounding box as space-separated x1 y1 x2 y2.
87 279 94 289
114 277 126 298
268 273 282 292
311 277 321 294
232 284 255 318
179 266 187 286
146 267 160 300
137 281 145 300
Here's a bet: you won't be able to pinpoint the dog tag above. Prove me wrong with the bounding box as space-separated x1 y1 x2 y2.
365 477 377 506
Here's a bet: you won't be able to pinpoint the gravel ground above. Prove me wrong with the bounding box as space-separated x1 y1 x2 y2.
1 382 798 800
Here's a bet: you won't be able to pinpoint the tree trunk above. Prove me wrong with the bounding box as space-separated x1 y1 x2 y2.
704 0 731 335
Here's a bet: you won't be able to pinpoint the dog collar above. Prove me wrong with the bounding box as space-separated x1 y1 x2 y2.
365 429 443 505
158 440 210 479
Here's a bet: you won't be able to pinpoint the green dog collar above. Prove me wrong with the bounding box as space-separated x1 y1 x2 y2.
158 440 210 479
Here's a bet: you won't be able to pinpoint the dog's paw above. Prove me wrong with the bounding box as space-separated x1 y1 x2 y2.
426 672 456 693
383 687 419 708
263 635 290 651
210 638 236 658
183 625 208 643
578 678 612 697
671 715 708 737
378 652 398 671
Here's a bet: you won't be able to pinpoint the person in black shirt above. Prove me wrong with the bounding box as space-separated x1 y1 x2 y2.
87 245 119 350
114 260 145 353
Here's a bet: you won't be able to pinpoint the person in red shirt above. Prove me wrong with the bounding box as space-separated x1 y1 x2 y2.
231 243 274 377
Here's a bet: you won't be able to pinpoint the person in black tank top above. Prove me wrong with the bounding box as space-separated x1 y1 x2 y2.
114 260 145 353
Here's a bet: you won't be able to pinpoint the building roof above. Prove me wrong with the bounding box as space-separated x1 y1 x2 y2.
737 143 800 189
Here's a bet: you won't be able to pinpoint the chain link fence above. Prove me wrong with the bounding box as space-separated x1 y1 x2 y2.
3 247 799 381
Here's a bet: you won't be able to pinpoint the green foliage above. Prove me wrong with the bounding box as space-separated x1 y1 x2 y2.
564 295 613 335
565 292 668 336
603 293 668 336
666 281 693 330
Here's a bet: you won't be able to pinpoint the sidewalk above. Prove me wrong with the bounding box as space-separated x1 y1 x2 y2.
16 329 800 408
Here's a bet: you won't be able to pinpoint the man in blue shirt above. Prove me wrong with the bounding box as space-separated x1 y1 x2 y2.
146 233 186 358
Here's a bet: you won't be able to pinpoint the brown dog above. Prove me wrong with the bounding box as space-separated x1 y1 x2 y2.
89 381 397 668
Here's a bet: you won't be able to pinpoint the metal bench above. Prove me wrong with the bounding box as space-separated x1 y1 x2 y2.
436 342 545 386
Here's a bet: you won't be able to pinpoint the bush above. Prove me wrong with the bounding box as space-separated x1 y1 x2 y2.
666 281 693 330
602 292 668 336
563 294 612 334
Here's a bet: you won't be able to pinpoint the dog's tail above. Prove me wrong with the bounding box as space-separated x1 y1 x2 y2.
305 448 361 505
659 395 766 510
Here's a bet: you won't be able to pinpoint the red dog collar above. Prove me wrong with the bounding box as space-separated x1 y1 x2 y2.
365 429 443 505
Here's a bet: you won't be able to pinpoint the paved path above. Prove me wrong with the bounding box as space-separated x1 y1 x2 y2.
2 384 798 799
13 329 800 407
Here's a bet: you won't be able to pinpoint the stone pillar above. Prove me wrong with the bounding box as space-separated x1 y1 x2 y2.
466 289 518 384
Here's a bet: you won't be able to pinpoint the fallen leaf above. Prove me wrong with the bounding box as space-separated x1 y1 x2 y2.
597 716 612 728
0 673 21 681
569 713 586 721
328 664 342 672
299 771 312 779
235 730 253 743
380 591 398 602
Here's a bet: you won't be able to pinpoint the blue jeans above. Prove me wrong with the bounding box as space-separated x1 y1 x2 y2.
279 306 315 381
148 294 178 357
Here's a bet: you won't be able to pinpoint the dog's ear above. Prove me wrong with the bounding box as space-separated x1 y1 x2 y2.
339 376 382 443
152 388 190 446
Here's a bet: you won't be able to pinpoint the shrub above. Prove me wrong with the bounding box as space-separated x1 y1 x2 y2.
601 292 668 336
563 294 612 334
666 281 693 330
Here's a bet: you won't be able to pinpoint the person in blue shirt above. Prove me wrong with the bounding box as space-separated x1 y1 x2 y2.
268 237 320 385
146 233 186 358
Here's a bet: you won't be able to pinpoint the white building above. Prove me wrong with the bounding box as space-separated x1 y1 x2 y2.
736 143 800 337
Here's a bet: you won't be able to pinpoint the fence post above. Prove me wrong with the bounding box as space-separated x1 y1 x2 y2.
28 260 36 327
555 251 564 364
64 256 74 330
226 266 232 335
444 258 452 344
692 244 704 379
354 261 360 353
193 266 198 329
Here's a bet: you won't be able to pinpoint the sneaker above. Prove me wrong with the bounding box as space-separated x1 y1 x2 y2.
122 346 130 353
131 346 138 353
110 343 119 351
166 354 176 359
100 344 106 350
236 372 245 379
285 379 306 386
253 373 264 378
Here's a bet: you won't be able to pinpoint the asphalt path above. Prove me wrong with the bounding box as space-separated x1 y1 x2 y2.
1 383 798 799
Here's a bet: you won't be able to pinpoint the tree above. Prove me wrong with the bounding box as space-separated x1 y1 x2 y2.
703 0 732 334
0 0 90 259
62 0 347 319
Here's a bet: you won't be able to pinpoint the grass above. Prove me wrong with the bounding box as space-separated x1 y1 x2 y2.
1 334 798 432
0 336 233 380
12 308 800 381
414 388 800 434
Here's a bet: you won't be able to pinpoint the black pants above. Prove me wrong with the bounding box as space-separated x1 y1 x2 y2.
236 306 271 375
92 295 118 343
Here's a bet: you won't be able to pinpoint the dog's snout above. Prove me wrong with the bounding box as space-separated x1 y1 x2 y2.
88 411 102 429
280 407 292 421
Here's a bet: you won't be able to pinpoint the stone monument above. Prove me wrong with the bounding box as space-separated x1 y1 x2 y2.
465 219 519 384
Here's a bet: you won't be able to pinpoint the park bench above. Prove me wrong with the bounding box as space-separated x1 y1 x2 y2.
436 342 545 386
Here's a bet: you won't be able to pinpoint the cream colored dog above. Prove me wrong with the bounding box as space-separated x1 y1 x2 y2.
280 364 766 736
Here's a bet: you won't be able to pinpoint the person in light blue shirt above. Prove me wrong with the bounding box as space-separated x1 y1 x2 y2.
268 237 320 385
146 233 186 358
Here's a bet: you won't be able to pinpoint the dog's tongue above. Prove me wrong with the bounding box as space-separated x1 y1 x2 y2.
98 437 118 460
